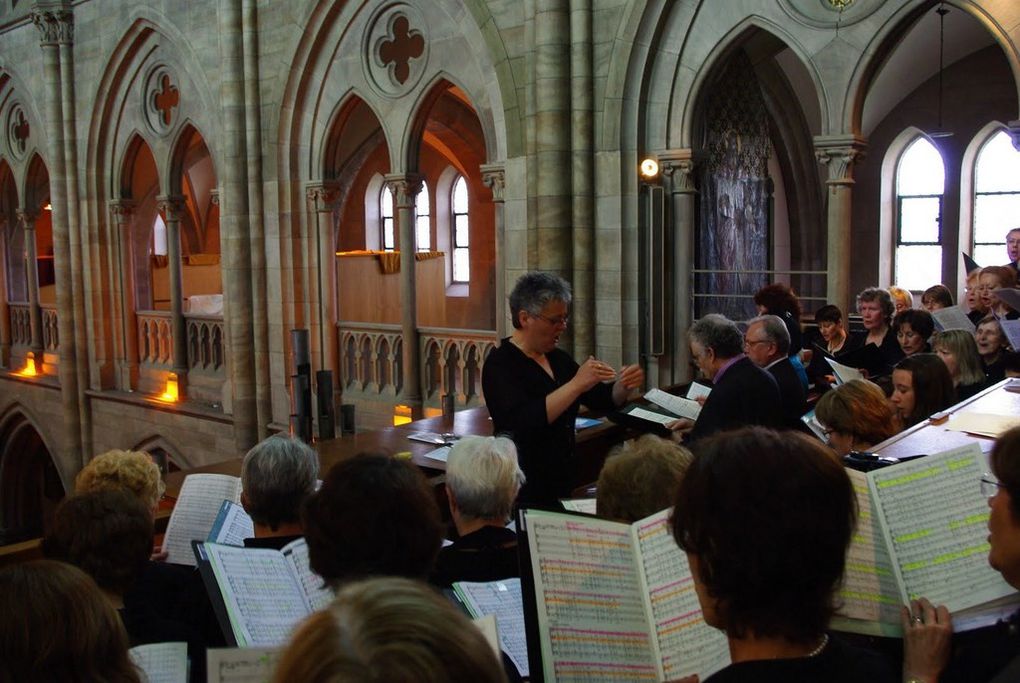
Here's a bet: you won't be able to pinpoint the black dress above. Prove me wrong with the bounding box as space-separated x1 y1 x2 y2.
703 634 896 683
482 339 615 506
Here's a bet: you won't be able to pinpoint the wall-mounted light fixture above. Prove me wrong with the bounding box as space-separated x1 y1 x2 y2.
639 158 660 180
160 372 179 402
16 351 38 377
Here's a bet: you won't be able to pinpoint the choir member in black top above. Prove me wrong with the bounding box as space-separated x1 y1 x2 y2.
482 272 643 506
240 434 319 551
431 435 524 588
845 287 903 375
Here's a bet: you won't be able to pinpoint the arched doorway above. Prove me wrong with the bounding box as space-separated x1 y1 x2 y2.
0 411 63 545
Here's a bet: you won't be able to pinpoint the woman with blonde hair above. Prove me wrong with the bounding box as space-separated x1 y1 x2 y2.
814 379 898 457
76 449 165 512
932 329 989 401
597 434 692 523
888 285 914 314
272 577 507 683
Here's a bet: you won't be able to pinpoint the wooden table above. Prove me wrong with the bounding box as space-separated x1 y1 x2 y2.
874 379 1020 460
165 406 631 499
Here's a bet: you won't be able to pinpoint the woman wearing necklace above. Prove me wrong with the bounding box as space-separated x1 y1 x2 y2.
670 427 897 683
805 304 848 390
482 272 644 506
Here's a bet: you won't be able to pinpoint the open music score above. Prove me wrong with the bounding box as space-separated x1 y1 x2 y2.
520 508 729 682
162 473 245 566
834 443 1016 636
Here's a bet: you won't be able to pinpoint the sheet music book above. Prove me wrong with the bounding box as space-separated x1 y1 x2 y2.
685 382 712 401
208 500 255 546
406 431 457 445
163 474 244 566
518 508 730 682
824 356 865 385
421 445 451 464
193 538 333 647
454 578 530 677
1001 319 1020 351
129 642 188 683
206 648 280 683
801 408 827 442
832 444 1016 636
932 305 976 333
560 497 598 514
833 342 888 377
644 388 701 421
994 288 1020 315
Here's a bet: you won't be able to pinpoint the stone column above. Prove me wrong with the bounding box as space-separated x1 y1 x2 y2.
219 0 258 451
156 195 189 393
33 3 82 474
109 199 137 389
0 219 8 367
387 174 423 418
17 210 44 359
534 0 571 280
480 164 506 337
569 0 594 359
306 181 341 420
815 136 867 318
662 150 697 386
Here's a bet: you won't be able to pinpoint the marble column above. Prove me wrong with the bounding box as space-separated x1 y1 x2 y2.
815 136 867 319
480 164 506 337
156 195 189 394
306 181 341 424
33 3 82 472
662 150 696 386
17 210 44 360
109 199 137 389
387 174 423 418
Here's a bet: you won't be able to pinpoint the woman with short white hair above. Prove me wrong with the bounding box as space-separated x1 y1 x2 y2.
431 435 525 587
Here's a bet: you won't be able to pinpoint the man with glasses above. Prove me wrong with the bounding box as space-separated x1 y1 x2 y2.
482 272 644 506
745 315 807 430
1006 227 1020 273
667 313 782 444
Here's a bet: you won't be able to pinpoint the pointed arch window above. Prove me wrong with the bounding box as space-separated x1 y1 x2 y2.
415 184 431 252
895 137 944 290
451 176 469 283
153 214 168 256
380 185 395 251
973 130 1020 267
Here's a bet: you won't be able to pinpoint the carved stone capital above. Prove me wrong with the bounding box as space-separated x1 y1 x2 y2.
1007 120 1020 153
384 174 423 208
155 194 186 219
108 199 136 222
305 181 341 213
31 6 73 46
814 135 867 190
659 149 697 193
16 209 38 228
479 164 505 203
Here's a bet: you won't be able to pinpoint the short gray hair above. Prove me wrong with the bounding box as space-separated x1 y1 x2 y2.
241 435 319 530
508 272 572 329
689 314 743 359
445 436 525 521
748 314 790 355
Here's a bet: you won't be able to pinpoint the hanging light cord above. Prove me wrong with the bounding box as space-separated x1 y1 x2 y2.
937 3 949 132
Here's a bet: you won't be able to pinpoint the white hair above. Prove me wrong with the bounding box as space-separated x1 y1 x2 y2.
445 436 525 521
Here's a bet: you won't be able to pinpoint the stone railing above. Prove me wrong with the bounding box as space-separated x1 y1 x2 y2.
41 304 58 351
8 302 31 347
185 314 225 375
419 327 497 408
338 323 403 396
137 310 173 368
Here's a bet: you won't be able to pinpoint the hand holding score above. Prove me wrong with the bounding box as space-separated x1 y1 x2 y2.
665 417 696 443
901 597 952 683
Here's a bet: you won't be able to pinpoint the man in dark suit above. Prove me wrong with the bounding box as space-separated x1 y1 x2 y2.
667 314 783 444
745 315 808 430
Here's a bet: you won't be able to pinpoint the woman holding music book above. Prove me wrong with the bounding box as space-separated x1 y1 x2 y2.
903 426 1020 683
669 427 897 682
890 354 956 431
932 329 989 402
844 287 904 376
813 379 897 458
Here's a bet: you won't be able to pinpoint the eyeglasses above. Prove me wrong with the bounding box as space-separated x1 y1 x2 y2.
532 312 569 327
981 474 1003 499
743 338 770 348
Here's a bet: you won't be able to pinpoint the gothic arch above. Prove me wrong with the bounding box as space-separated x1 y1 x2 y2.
958 120 1010 273
846 1 1020 135
878 125 931 287
0 404 64 542
402 72 495 172
130 434 186 470
319 91 392 181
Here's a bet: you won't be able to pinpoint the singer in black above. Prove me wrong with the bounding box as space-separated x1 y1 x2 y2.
482 272 643 506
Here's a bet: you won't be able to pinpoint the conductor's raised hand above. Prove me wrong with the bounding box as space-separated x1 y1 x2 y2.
573 356 617 391
617 364 644 390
